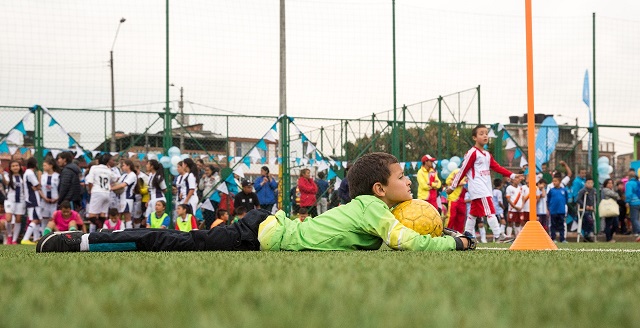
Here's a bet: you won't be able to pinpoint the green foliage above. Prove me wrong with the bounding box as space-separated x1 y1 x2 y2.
2 244 639 328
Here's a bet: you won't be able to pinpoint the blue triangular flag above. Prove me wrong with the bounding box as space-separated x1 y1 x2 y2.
271 123 278 131
210 191 221 202
49 117 57 127
83 154 91 163
225 174 237 185
68 136 76 148
157 154 163 160
137 153 146 161
261 157 267 164
502 131 510 141
327 168 337 180
43 149 50 156
0 142 8 154
309 159 315 165
514 149 522 159
301 134 308 143
277 157 282 164
405 162 411 169
256 139 267 151
243 157 251 167
417 162 422 170
195 208 203 220
19 147 28 154
295 158 301 165
15 121 27 135
583 70 590 108
227 156 234 162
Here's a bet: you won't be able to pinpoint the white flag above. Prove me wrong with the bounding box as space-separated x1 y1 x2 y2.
128 152 136 158
317 161 329 172
269 157 277 165
301 158 308 166
201 199 215 212
74 144 84 158
92 151 100 157
216 182 229 194
505 138 517 150
51 149 61 158
8 146 18 155
411 162 417 170
520 156 528 168
488 129 497 138
233 166 245 178
249 147 262 161
305 142 316 155
218 155 226 162
341 161 348 168
263 130 277 142
5 130 23 146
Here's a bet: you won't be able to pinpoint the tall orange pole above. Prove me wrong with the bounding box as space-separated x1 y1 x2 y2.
525 0 537 221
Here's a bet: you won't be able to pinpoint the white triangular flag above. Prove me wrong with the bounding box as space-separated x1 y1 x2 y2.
74 144 84 158
497 123 505 132
301 158 308 166
235 156 243 163
505 138 517 150
201 199 215 212
328 159 336 167
128 152 136 158
57 125 68 138
269 157 277 165
290 124 301 136
334 177 342 188
200 154 207 159
216 182 229 194
263 130 277 142
305 142 316 155
411 162 417 170
520 156 528 168
342 161 348 168
9 146 18 155
110 152 118 157
488 129 497 138
249 147 261 161
233 166 245 178
51 149 61 158
29 148 35 155
92 151 100 157
317 161 329 172
6 130 24 146
218 154 226 162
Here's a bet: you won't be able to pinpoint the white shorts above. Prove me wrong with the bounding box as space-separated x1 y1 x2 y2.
133 200 142 218
88 192 111 215
110 192 120 209
41 202 57 218
145 197 167 217
119 199 134 214
27 206 42 221
4 200 26 215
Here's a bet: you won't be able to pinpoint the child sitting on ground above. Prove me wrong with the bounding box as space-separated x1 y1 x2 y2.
210 209 230 229
232 207 246 224
146 200 170 229
103 208 126 231
37 152 474 253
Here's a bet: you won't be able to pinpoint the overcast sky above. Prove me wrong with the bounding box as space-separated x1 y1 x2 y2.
1 0 639 154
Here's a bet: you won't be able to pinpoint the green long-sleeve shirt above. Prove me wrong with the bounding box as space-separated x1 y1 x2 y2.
258 195 457 251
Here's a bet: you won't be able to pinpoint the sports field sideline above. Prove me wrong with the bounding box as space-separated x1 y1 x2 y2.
2 243 639 328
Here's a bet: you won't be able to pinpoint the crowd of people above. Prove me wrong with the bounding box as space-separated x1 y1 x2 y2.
4 126 640 246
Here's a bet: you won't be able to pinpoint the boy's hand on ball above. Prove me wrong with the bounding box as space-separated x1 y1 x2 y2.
443 228 476 251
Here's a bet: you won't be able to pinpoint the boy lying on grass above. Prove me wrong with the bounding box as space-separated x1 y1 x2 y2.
37 152 474 253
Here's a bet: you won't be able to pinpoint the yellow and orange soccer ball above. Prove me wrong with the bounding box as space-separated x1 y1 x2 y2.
391 199 443 237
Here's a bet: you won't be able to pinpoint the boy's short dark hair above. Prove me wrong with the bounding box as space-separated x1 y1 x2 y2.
553 172 562 179
348 152 398 200
234 207 246 216
59 201 72 210
585 176 593 182
217 208 229 218
472 124 487 137
57 151 73 165
109 208 119 217
298 207 308 215
537 179 547 185
317 171 325 179
493 178 502 188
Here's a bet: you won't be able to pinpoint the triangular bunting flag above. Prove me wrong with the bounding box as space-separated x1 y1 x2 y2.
305 142 316 155
514 148 522 159
277 157 282 164
218 155 226 162
74 144 84 158
48 117 57 127
261 157 267 164
488 129 497 138
234 166 245 178
51 149 61 158
83 154 91 163
199 154 208 160
411 162 417 170
301 134 308 143
15 121 26 135
6 130 24 146
497 123 505 132
210 191 221 202
137 153 146 161
9 146 18 155
0 141 9 154
264 130 277 142
327 168 337 180
271 123 278 132
301 158 308 166
202 199 215 212
317 161 329 172
256 139 267 151
243 156 251 168
216 182 229 195
68 136 76 148
342 161 348 169
520 156 528 168
43 149 50 157
269 157 277 165
19 148 28 154
249 147 261 161
505 138 517 150
334 177 342 188
295 158 301 166
128 152 136 158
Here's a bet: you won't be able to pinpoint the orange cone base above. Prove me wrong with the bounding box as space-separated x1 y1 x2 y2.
509 220 558 251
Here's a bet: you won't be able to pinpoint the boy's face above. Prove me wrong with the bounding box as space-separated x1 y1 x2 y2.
552 178 560 188
243 185 253 193
585 180 594 189
155 202 165 213
109 215 118 222
221 212 229 221
537 182 546 190
377 163 412 207
512 176 521 186
472 127 489 146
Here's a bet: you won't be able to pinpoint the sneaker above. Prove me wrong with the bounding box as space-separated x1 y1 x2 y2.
635 236 640 243
481 238 488 244
496 233 514 243
20 239 37 245
36 231 84 253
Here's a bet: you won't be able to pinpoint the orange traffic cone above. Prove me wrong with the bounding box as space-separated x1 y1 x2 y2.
509 220 558 251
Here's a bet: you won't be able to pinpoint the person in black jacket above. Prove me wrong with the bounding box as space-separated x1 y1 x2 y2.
57 152 82 210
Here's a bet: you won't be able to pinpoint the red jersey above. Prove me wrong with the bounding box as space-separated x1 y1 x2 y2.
450 146 515 200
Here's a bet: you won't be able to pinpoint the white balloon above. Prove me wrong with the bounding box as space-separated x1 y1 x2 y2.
450 156 462 166
168 146 181 158
447 161 458 172
597 156 609 165
607 165 613 174
171 155 181 166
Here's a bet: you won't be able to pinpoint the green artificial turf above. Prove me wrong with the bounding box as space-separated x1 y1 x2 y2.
1 244 639 328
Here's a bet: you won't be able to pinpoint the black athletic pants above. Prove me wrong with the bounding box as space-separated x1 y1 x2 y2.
87 209 271 252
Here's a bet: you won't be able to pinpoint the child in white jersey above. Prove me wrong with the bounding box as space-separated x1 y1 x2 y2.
3 160 25 244
39 158 60 237
505 176 524 237
21 157 42 244
447 125 523 242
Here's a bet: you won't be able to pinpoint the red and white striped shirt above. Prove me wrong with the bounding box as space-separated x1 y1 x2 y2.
450 146 515 200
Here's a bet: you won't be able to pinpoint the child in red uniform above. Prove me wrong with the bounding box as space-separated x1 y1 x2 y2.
447 125 523 242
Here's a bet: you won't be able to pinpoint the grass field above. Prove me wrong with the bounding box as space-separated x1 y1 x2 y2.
2 243 640 328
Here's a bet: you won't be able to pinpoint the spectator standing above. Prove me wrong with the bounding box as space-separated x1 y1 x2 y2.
315 171 329 215
505 176 524 237
600 178 620 242
445 169 467 233
417 154 441 210
85 154 117 231
111 159 138 229
3 160 25 244
57 152 82 210
234 180 260 214
536 180 549 232
547 175 568 242
624 169 640 239
21 157 42 244
616 181 629 235
338 166 351 205
199 164 220 228
254 166 278 213
577 176 596 242
297 168 318 217
492 179 507 236
39 157 60 237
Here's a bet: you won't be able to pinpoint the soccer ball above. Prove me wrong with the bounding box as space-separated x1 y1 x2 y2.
391 199 443 237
